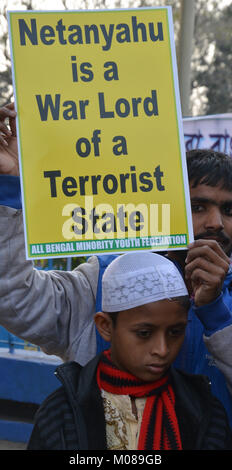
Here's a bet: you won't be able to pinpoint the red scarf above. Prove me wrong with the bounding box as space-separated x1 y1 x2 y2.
97 349 182 450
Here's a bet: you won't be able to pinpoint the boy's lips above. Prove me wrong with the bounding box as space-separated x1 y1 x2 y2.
146 363 168 373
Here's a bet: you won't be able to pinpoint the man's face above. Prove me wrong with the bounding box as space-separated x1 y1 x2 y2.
190 181 232 256
109 300 187 382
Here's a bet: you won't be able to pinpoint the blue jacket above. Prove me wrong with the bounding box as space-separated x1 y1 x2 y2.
1 175 232 426
174 275 232 427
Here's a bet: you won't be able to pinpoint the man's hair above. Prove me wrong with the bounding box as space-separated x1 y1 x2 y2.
106 295 190 328
187 149 232 190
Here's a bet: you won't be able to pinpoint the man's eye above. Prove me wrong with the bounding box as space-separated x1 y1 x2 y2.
136 330 151 339
191 204 204 213
223 205 232 216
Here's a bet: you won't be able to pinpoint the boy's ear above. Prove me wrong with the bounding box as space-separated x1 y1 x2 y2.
94 312 113 342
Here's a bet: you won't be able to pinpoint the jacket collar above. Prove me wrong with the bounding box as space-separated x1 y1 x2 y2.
56 355 107 450
171 367 212 449
55 358 212 450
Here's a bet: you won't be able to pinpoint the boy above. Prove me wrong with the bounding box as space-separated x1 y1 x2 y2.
27 252 232 450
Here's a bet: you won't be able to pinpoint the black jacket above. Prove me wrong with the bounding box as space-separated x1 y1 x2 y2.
27 355 232 450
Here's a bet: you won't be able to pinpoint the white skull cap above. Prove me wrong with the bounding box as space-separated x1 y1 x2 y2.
102 251 188 312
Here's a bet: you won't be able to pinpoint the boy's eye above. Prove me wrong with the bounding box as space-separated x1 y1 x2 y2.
169 326 186 337
136 329 151 339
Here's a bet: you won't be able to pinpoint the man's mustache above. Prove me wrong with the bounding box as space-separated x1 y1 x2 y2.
194 231 230 245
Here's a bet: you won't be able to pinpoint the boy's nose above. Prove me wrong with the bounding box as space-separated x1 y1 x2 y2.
150 335 169 358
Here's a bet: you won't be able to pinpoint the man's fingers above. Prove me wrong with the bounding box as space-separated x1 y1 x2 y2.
0 133 9 147
190 268 222 301
185 256 227 280
186 246 230 271
5 102 15 111
0 103 17 140
0 121 12 136
186 239 230 265
185 239 230 305
0 104 16 120
190 268 216 284
0 120 13 146
9 115 16 137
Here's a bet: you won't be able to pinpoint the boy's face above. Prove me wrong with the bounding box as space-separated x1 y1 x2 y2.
101 300 187 382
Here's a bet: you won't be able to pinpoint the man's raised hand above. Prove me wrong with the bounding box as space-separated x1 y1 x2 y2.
185 239 230 307
0 103 19 176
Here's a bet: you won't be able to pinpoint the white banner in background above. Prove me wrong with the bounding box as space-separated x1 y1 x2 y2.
183 114 232 157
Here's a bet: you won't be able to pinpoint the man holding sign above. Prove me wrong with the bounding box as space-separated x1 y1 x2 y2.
7 7 193 256
1 7 232 427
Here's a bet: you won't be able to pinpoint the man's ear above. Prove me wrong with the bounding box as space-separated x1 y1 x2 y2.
94 312 113 342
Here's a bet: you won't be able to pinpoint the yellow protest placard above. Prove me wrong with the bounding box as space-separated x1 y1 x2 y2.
8 7 193 259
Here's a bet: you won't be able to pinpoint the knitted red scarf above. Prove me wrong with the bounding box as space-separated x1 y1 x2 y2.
97 349 182 450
